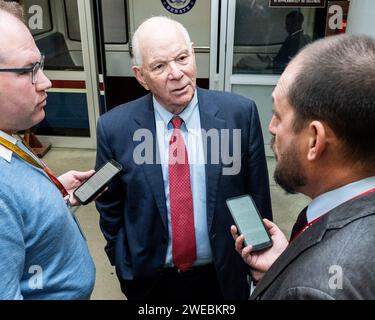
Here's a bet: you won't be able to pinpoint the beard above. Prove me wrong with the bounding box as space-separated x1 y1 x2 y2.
271 136 307 194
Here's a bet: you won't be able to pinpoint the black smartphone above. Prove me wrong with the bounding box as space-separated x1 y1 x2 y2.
226 195 273 251
73 160 123 205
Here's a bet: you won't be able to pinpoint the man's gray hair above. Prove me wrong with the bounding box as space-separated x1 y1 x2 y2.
131 16 193 66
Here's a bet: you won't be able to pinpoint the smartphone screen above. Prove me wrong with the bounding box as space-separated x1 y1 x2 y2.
73 160 122 205
226 195 272 251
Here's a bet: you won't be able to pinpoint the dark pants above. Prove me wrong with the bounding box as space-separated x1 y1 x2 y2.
119 264 224 301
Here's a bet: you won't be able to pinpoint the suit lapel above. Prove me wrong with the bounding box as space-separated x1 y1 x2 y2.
197 89 227 232
131 94 168 230
250 215 328 299
251 191 375 299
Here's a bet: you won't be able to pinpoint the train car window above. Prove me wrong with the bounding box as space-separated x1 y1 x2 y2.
233 0 326 75
101 0 128 44
23 0 53 36
25 0 84 70
64 0 81 42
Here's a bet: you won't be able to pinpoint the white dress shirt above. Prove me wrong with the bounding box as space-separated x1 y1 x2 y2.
307 176 375 222
153 92 213 267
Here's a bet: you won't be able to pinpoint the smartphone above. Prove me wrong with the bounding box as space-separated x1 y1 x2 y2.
73 160 123 205
226 195 273 251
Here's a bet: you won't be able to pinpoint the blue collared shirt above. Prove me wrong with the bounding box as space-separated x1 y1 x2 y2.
153 92 213 267
307 176 375 223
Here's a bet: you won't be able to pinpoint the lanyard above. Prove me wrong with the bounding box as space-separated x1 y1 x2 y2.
290 216 322 243
290 187 375 243
0 136 69 198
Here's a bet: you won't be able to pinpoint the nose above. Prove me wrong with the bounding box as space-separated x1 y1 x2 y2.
268 115 277 136
167 61 183 80
35 70 52 91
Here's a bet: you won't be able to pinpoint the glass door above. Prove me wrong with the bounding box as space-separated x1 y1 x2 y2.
220 0 328 155
24 0 101 148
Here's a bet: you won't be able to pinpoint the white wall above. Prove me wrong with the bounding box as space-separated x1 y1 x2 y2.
347 0 375 37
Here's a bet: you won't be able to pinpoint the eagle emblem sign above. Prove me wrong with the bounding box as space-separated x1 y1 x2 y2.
161 0 197 15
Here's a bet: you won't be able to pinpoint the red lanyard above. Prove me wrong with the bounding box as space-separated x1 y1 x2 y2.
351 187 375 200
0 136 68 198
290 216 322 243
290 187 375 243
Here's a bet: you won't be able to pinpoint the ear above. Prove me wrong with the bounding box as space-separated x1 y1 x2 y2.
132 66 149 91
306 121 327 161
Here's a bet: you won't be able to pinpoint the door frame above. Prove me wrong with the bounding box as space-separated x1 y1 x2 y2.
39 0 101 149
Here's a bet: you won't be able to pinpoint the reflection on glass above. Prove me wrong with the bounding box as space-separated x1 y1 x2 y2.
65 0 81 42
257 11 311 72
102 0 128 44
233 0 324 75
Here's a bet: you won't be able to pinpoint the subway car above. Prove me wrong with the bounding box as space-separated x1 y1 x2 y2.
20 0 360 152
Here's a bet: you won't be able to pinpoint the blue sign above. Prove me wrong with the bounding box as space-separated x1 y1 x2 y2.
161 0 197 15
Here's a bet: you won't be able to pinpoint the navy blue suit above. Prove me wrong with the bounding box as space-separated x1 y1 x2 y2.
95 88 272 299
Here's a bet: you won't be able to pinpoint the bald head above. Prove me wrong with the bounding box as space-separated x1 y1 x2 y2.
132 16 193 66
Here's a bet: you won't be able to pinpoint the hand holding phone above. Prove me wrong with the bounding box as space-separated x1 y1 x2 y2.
73 160 123 205
229 201 289 282
226 195 273 251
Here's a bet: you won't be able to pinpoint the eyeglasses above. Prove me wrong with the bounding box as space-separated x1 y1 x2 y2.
0 53 45 84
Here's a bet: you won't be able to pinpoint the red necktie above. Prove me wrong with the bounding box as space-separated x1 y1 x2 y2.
169 116 196 271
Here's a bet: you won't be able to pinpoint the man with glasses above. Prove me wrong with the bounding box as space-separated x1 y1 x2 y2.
0 1 95 299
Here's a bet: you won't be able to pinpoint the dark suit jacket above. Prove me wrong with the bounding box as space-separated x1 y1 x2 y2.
251 191 375 300
95 87 272 300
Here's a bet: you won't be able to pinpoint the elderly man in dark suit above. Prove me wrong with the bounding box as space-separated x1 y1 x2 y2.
233 34 375 299
95 16 272 300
